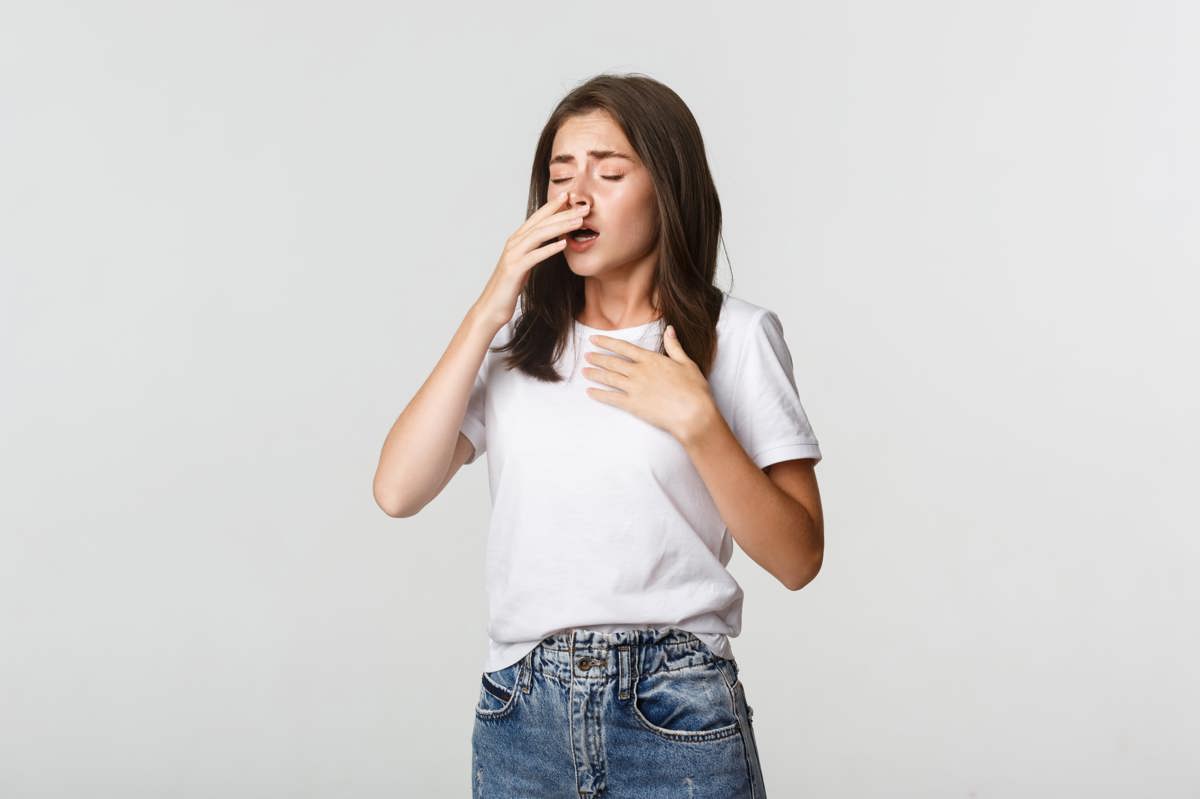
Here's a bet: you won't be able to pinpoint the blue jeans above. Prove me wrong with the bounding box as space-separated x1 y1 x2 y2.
471 627 767 798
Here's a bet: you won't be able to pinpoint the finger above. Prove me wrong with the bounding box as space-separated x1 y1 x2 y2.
518 236 569 268
585 385 625 408
584 351 632 378
583 365 630 391
515 212 587 252
586 334 644 362
513 192 582 240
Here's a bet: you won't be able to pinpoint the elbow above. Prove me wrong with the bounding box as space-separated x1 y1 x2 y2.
783 550 823 592
373 479 418 519
377 498 415 518
374 492 404 518
377 496 419 519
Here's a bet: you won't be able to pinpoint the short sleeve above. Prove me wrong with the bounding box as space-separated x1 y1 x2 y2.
460 363 487 465
730 309 822 469
460 310 519 466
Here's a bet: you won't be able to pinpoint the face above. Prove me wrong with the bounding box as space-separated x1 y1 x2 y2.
548 110 659 276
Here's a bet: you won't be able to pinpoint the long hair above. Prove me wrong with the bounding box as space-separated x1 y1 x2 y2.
494 73 728 381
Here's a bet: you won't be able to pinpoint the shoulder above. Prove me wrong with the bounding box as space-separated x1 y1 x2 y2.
717 290 776 326
703 292 783 397
715 292 780 358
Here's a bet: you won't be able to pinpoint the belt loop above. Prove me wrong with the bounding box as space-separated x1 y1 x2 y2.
519 649 534 694
617 644 632 700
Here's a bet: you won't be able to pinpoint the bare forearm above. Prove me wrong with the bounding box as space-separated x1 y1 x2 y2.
373 304 501 516
678 404 822 590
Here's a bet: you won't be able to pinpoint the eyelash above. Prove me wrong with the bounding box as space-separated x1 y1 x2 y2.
550 176 624 183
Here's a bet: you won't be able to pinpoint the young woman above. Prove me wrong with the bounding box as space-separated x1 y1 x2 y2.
374 73 824 798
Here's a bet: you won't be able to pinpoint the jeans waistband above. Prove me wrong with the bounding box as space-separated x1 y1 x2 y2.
527 626 731 685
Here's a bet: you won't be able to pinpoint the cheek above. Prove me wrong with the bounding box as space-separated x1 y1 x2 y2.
629 205 659 249
610 189 659 244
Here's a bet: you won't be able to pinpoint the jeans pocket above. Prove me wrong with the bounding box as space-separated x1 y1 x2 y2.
475 661 522 720
631 662 741 742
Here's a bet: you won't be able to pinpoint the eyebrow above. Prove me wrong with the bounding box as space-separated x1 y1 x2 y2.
549 149 636 166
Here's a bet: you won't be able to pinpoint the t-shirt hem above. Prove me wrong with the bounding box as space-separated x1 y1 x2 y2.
459 416 486 464
751 440 822 469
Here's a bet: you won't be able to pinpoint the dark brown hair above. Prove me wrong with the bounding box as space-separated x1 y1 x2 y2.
493 72 730 381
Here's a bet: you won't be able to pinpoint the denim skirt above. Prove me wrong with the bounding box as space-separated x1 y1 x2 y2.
471 626 766 798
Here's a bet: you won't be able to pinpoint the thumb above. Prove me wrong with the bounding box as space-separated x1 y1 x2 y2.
663 324 692 362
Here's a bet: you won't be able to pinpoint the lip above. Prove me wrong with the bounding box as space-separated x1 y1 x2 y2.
566 228 600 252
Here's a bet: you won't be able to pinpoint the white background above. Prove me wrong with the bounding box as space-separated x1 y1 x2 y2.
2 1 1196 796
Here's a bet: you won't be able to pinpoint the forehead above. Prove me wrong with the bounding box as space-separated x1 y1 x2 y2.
550 110 635 157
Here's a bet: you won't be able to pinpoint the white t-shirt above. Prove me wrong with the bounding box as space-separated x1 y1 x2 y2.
460 291 822 673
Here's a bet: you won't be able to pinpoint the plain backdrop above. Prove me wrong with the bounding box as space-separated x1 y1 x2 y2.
2 1 1197 797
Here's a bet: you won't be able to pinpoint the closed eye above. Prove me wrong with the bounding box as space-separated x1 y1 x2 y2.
550 175 624 183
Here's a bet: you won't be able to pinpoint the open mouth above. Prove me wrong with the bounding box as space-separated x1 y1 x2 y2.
570 227 599 241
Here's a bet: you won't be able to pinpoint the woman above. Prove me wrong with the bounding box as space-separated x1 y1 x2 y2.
374 73 824 798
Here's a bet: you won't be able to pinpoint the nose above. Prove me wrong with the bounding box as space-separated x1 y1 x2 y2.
567 182 591 212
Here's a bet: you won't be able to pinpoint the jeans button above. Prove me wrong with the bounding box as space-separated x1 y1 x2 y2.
578 658 592 670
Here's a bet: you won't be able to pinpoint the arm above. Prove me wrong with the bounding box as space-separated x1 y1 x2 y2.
583 323 824 589
373 192 589 517
679 408 823 590
372 304 501 518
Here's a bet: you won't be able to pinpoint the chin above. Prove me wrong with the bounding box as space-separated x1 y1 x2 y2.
565 262 603 277
563 254 605 276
